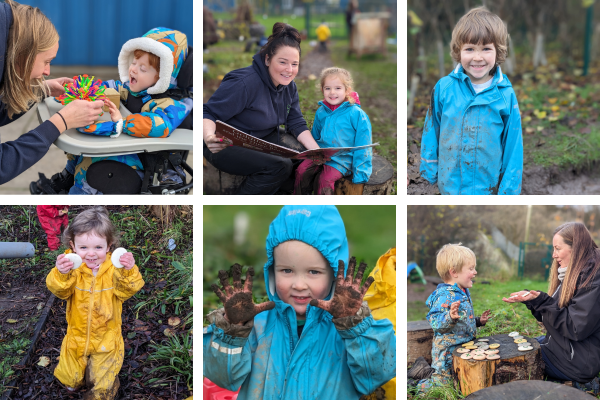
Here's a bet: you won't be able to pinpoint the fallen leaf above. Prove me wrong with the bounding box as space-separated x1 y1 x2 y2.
580 127 592 134
548 98 558 104
534 110 547 119
551 105 560 112
37 356 50 367
37 302 44 311
536 139 546 147
127 332 136 339
407 125 415 129
523 116 532 123
168 317 181 327
537 126 544 131
548 116 560 122
7 319 17 323
164 328 175 337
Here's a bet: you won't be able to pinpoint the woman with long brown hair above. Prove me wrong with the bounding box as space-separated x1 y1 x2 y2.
503 222 600 394
0 0 104 186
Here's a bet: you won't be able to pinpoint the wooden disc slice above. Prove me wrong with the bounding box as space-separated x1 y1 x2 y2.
457 348 471 353
484 350 499 355
465 345 478 349
486 354 501 360
461 353 474 359
489 343 500 349
514 339 527 344
478 339 489 342
479 344 490 350
508 332 519 337
473 354 486 360
462 341 474 346
518 346 533 352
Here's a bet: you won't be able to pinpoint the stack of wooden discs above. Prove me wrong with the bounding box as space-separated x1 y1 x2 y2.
457 338 500 360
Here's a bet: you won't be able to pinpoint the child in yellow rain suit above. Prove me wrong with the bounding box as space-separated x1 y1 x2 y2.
364 247 396 400
46 206 144 399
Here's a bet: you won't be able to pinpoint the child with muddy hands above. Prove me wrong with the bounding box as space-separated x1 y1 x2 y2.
409 243 492 393
294 67 372 195
203 205 396 399
46 206 144 399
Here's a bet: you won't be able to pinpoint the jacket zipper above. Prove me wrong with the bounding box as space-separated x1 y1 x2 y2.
83 276 96 356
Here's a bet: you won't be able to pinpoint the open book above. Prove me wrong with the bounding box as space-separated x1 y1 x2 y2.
215 120 378 161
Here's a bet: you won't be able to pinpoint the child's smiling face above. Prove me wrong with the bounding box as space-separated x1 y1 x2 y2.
460 42 496 84
70 231 110 271
451 262 477 290
128 52 159 92
322 75 348 106
274 240 334 320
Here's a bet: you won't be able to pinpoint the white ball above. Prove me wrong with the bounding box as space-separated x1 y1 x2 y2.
111 247 128 269
65 253 82 270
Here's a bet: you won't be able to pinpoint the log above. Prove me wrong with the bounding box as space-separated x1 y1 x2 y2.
333 155 394 195
464 380 594 399
407 320 433 367
453 334 544 396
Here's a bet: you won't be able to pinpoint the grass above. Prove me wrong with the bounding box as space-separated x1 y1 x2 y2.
0 338 30 393
203 205 396 321
212 12 349 39
148 331 193 388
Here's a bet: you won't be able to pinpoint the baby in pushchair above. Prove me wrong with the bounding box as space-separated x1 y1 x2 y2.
31 27 193 195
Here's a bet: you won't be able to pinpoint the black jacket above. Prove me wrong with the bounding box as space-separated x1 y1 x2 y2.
203 52 309 140
0 2 60 185
524 254 600 382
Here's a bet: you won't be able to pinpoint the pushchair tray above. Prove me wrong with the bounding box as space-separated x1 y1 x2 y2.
37 97 193 157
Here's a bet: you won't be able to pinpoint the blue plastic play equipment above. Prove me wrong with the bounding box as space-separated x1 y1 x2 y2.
407 261 427 285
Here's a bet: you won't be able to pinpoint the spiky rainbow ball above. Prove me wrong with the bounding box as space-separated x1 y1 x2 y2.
56 74 107 105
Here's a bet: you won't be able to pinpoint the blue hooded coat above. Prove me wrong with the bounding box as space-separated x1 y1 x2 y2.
417 283 478 392
420 65 523 195
203 205 396 399
312 101 373 183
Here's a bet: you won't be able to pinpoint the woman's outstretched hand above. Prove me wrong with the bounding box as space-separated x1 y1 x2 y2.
502 290 541 303
310 257 374 318
211 263 275 325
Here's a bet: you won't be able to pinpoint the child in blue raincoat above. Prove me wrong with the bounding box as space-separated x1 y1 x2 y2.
203 205 396 399
419 7 523 195
413 243 492 392
294 68 372 195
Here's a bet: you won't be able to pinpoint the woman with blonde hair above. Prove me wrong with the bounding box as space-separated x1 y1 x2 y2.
503 222 600 394
0 0 104 186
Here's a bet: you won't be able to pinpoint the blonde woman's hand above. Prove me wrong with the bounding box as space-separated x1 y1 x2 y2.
502 290 541 303
45 77 74 97
56 99 105 130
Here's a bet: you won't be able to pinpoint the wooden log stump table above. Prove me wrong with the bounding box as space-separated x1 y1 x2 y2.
464 380 595 399
452 334 544 396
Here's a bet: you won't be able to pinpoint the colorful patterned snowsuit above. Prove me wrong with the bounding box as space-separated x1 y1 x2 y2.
46 250 144 399
36 205 69 250
417 283 478 392
66 27 193 192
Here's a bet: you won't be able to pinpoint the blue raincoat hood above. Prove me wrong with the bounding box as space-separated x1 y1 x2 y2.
264 205 349 303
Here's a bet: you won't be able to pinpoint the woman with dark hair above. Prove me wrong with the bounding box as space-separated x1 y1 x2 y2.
503 222 600 394
203 22 320 195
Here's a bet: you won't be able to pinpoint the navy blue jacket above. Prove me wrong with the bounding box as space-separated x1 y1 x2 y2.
203 53 309 139
0 2 61 185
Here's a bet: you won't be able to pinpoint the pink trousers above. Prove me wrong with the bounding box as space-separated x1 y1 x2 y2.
294 159 343 195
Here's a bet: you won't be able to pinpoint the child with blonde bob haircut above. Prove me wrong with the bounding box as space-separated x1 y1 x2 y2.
46 206 144 398
294 67 372 195
408 243 492 392
420 7 523 195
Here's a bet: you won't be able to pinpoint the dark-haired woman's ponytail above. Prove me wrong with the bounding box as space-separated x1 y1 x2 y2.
260 22 301 59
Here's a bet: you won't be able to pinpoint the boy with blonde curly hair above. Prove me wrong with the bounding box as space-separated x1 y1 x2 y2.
408 243 492 392
419 7 523 195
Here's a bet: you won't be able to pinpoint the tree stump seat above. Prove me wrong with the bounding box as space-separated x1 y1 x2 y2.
407 320 433 367
203 131 394 195
464 380 594 399
453 334 544 396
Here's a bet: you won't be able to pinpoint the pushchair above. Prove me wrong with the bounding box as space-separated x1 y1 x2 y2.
31 48 193 195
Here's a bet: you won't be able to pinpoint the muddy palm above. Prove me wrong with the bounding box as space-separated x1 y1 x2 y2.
211 263 275 325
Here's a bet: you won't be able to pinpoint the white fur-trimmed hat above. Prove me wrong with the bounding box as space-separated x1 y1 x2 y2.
118 37 173 94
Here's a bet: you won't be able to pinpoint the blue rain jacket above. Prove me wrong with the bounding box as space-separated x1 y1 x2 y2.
420 65 523 195
417 283 477 392
312 101 373 184
203 205 396 399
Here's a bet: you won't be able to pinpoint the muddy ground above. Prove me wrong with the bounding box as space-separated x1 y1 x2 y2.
407 125 600 195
